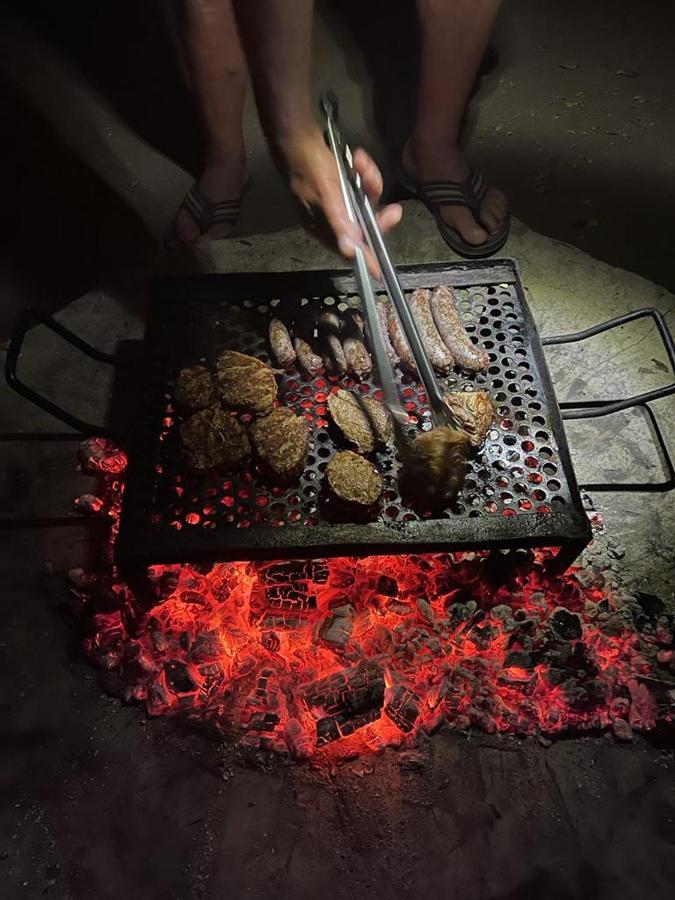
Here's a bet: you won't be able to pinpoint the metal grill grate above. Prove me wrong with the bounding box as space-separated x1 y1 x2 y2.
116 260 590 571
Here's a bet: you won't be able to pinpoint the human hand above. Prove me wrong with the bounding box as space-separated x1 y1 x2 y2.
281 127 402 277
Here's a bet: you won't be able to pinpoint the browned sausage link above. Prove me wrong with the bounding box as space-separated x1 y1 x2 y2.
430 285 489 373
318 310 348 375
293 337 323 377
409 288 455 374
376 301 399 366
341 310 373 380
269 318 296 368
386 301 416 371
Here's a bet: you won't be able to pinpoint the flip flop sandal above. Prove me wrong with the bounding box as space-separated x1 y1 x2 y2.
397 168 510 259
165 183 243 249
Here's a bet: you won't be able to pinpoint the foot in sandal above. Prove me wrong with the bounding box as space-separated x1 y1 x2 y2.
169 155 246 247
401 140 510 258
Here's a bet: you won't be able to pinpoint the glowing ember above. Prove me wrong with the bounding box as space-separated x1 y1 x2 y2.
73 442 675 760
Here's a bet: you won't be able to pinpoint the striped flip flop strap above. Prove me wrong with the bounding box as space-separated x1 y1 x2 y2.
181 184 242 233
416 170 488 217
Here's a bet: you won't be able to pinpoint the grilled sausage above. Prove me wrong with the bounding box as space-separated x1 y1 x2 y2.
293 337 323 377
269 318 296 369
342 310 373 380
377 301 399 366
430 285 489 373
318 310 348 376
409 288 455 374
386 301 416 371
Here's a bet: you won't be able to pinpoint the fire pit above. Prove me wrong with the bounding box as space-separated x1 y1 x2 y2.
6 259 675 759
75 456 674 759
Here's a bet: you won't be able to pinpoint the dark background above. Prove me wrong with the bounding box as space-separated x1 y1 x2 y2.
0 0 674 339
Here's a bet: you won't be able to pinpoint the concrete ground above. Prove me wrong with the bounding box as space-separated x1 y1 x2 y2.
1 1 674 899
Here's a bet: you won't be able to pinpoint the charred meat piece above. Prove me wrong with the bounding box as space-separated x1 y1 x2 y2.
318 310 348 376
409 288 455 373
361 396 394 447
250 408 309 482
180 407 250 471
326 451 383 508
328 389 375 454
430 285 489 373
293 337 323 377
403 427 470 507
216 350 278 415
342 310 373 380
269 318 296 369
444 390 495 449
174 365 218 412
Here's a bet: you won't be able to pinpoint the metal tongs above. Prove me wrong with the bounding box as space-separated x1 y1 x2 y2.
321 92 460 435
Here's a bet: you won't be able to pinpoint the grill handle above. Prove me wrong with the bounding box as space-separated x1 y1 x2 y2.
5 306 122 439
542 307 674 492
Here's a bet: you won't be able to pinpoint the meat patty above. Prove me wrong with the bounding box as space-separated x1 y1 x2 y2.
250 408 309 482
444 390 495 449
361 396 394 447
326 451 383 508
180 406 250 472
328 390 376 454
403 427 470 506
174 365 218 412
216 350 278 415
328 390 393 453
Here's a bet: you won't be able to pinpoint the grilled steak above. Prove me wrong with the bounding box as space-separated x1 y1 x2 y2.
403 427 470 506
326 451 383 508
444 390 495 448
216 350 278 415
180 406 250 471
174 365 218 412
250 408 309 482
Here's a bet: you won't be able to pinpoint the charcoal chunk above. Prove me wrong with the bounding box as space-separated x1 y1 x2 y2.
549 608 583 641
385 686 421 733
319 603 355 651
503 650 534 670
164 661 196 694
302 661 385 745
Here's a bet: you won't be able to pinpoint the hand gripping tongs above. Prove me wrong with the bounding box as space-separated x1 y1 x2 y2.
320 92 461 439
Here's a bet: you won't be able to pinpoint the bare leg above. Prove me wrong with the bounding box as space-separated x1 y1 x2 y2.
235 0 401 274
175 0 247 244
405 0 508 247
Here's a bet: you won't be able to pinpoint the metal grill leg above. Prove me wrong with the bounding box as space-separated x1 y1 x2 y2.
546 539 590 575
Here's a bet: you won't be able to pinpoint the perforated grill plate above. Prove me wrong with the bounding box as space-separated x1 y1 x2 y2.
116 261 590 569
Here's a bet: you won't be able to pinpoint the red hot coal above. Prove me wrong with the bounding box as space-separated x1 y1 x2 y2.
74 439 674 760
